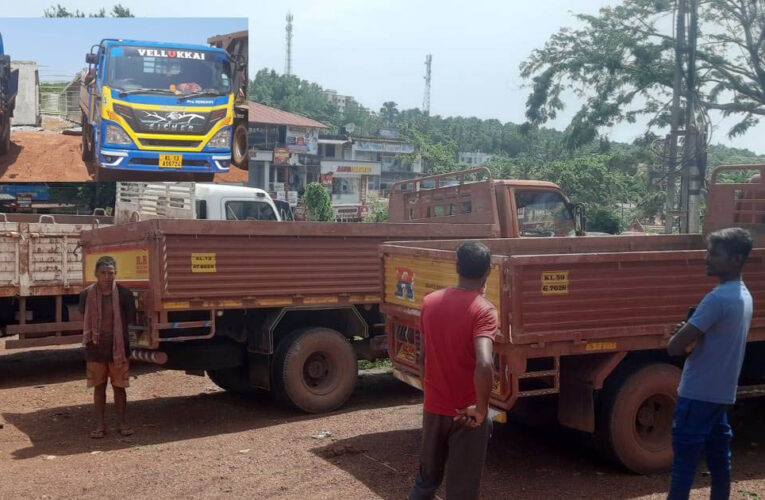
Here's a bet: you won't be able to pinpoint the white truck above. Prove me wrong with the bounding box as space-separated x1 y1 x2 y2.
1 182 280 348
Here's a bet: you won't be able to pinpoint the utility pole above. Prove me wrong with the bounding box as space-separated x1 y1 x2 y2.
664 0 704 234
423 54 432 115
284 11 294 76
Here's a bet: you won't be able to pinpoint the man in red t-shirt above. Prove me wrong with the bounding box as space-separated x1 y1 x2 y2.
409 241 498 500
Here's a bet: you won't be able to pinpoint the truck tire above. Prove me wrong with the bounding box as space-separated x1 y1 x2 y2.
273 327 357 413
0 116 10 155
208 366 261 396
231 122 248 168
81 113 94 162
598 362 681 474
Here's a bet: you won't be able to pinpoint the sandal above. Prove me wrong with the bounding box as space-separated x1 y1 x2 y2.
90 429 105 439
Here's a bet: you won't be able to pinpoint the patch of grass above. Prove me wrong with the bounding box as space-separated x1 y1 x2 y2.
738 491 761 499
358 358 393 371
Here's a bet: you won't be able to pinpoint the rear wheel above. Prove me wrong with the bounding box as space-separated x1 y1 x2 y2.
598 362 680 474
231 121 248 168
81 113 94 162
207 366 262 396
273 327 357 413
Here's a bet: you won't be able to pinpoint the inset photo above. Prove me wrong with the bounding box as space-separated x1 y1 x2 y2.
0 18 248 182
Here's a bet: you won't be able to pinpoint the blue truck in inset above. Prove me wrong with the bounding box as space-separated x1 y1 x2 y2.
80 36 248 179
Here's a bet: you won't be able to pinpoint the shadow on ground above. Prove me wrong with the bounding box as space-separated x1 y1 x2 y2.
310 400 765 500
3 370 421 460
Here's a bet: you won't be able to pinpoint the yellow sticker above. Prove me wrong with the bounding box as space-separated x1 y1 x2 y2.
303 296 339 305
163 301 190 310
84 245 149 283
585 342 617 351
202 299 243 308
191 253 216 273
257 297 294 307
541 270 569 295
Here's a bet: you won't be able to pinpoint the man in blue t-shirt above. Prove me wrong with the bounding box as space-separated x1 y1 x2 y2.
667 227 753 500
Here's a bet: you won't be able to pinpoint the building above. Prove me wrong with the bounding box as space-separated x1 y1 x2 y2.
348 134 421 193
457 151 493 166
247 101 329 202
322 89 353 113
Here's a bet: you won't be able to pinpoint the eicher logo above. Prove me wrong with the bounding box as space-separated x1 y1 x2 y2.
136 48 206 60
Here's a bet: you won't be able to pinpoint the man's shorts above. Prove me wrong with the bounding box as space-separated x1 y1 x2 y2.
86 361 130 388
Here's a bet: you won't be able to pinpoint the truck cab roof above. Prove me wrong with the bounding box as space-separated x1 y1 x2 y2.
97 39 228 54
494 179 563 190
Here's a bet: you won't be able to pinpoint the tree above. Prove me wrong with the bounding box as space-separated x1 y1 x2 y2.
521 0 765 148
44 3 134 17
303 183 334 221
379 101 400 128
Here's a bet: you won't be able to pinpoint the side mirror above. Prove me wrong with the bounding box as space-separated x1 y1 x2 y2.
573 203 586 236
85 53 99 65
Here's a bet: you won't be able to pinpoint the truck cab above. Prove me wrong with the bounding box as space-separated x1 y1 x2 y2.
388 168 584 238
80 39 244 178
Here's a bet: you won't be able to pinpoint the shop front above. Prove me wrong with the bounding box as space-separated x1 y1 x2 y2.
319 160 381 220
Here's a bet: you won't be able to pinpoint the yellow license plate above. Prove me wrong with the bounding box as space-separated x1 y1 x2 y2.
158 154 182 168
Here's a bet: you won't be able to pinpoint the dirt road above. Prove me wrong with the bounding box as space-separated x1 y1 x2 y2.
1 346 763 499
0 130 249 183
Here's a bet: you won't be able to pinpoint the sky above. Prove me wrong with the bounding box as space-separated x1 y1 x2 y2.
1 18 246 81
2 0 764 154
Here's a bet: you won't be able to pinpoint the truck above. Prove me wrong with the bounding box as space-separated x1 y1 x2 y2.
80 36 247 179
0 33 19 155
1 183 279 348
381 164 765 474
77 168 585 413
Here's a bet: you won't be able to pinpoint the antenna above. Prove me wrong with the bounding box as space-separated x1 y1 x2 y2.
423 54 432 115
285 11 294 76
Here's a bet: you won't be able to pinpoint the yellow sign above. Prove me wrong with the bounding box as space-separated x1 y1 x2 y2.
84 246 150 283
191 253 217 273
303 296 339 305
163 301 190 310
159 154 183 168
541 270 569 295
585 342 617 351
383 254 502 315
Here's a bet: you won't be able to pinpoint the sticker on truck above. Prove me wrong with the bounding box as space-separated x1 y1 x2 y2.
84 244 149 285
541 270 569 295
191 253 216 273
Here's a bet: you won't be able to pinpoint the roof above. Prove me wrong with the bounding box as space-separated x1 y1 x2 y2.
248 101 329 129
100 39 225 52
495 179 562 189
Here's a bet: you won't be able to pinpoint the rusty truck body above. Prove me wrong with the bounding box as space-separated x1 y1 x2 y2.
0 213 113 347
381 164 765 474
77 168 585 413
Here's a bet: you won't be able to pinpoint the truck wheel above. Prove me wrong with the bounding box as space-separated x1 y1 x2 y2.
207 366 260 396
0 117 10 155
81 113 94 162
231 122 248 168
273 327 357 413
598 362 680 474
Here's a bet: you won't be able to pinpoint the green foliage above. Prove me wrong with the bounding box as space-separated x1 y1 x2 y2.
363 197 389 222
44 3 133 17
521 0 765 148
303 183 333 221
587 207 624 234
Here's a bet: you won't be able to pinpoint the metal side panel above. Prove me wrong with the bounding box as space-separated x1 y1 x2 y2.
0 222 20 293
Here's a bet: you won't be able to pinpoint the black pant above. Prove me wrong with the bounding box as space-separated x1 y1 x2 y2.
409 410 492 500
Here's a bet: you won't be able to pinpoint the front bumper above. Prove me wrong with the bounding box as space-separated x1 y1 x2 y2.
98 148 231 173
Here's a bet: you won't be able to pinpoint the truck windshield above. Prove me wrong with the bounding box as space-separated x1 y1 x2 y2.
515 189 575 237
225 200 278 221
106 45 232 96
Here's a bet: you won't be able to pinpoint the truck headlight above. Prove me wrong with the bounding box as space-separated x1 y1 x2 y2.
208 128 231 149
105 124 132 145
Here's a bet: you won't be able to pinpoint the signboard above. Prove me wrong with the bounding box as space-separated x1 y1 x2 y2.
273 147 290 165
286 126 319 155
354 140 414 154
16 194 32 208
320 161 381 177
0 184 50 201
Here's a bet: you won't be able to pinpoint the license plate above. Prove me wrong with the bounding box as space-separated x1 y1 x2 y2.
158 154 182 168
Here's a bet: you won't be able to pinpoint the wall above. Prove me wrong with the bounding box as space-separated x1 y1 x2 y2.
10 61 40 126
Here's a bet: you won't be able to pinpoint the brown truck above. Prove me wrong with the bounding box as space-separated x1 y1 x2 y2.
78 168 585 413
381 164 765 474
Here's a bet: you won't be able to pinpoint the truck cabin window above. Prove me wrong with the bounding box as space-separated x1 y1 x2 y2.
225 201 277 221
106 46 232 95
515 190 575 237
